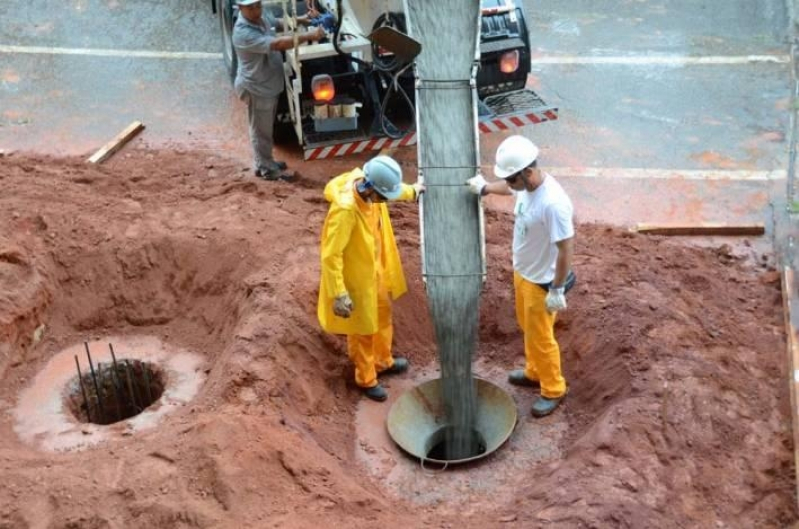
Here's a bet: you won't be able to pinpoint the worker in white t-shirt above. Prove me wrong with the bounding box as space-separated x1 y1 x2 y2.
467 135 575 417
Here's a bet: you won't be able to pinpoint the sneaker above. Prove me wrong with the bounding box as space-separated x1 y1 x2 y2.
531 392 566 417
272 160 288 171
381 357 409 375
507 369 540 388
362 384 388 402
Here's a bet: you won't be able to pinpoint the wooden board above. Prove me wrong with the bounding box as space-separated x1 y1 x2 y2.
781 267 799 509
632 222 765 236
87 121 145 164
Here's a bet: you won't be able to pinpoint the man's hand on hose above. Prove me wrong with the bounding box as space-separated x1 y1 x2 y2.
333 293 354 318
545 286 567 313
466 174 488 196
412 182 426 200
308 26 325 42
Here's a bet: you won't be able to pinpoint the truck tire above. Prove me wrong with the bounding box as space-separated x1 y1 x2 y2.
217 0 238 83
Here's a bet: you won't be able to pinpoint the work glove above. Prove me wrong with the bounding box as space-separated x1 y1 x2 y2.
545 286 567 313
412 182 426 200
333 293 354 318
466 174 488 196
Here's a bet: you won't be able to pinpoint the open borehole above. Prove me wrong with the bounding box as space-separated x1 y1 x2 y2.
425 426 487 461
66 359 165 425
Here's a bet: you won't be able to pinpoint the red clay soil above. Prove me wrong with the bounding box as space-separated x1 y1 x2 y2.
0 150 796 528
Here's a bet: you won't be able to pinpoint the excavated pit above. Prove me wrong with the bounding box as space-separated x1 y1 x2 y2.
0 150 795 528
14 336 206 452
66 358 166 425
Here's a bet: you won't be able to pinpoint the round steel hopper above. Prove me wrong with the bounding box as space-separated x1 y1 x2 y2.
386 377 517 465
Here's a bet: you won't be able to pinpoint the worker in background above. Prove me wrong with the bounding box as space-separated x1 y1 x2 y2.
317 156 424 402
232 0 324 181
467 136 575 417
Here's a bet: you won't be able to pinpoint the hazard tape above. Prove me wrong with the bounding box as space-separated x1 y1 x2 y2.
303 109 558 160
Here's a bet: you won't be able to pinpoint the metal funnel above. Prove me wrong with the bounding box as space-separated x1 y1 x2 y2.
386 378 517 465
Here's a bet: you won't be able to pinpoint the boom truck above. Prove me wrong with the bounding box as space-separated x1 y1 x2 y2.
211 0 558 160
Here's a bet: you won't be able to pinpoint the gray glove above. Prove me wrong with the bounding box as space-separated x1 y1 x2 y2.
545 286 567 313
333 293 354 318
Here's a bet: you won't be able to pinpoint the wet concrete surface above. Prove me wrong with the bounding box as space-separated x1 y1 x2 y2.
524 0 790 57
0 0 219 52
0 0 795 241
522 63 790 171
511 0 793 249
1 52 245 155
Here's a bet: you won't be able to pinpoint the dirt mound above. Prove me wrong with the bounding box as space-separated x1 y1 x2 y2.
0 150 795 528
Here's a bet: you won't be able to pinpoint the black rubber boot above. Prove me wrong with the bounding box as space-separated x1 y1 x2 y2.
362 384 388 402
507 369 540 388
381 357 409 375
258 170 295 182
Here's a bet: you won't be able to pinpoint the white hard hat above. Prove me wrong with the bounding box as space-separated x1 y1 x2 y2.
236 0 261 5
363 156 403 200
494 135 539 179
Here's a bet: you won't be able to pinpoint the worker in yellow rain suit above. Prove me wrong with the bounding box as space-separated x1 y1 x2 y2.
317 155 424 402
467 136 575 418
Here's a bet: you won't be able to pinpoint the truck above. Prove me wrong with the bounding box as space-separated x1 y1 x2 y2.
211 0 558 160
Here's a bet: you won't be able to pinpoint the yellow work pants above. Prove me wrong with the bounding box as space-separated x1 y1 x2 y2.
347 283 394 388
514 271 567 398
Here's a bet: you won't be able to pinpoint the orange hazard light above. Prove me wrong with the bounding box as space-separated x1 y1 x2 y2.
312 74 335 102
500 50 520 74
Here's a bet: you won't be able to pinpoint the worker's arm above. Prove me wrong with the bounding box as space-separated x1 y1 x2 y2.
552 237 574 288
320 208 356 298
233 26 324 53
482 179 513 196
466 174 512 196
397 183 426 202
270 26 325 51
545 200 575 312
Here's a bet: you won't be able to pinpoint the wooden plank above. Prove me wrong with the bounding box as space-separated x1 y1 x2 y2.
781 267 799 510
87 121 145 164
632 222 765 236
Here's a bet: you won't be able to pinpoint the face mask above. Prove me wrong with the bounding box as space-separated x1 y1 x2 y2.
357 179 373 195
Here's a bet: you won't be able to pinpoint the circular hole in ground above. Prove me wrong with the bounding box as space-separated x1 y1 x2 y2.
425 426 487 461
65 359 165 425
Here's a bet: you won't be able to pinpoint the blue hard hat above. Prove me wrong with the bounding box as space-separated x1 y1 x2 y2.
363 156 403 200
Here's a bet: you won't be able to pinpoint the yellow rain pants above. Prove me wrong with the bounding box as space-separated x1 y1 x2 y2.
514 271 567 398
347 280 395 388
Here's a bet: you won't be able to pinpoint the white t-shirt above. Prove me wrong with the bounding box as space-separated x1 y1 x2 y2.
512 173 574 284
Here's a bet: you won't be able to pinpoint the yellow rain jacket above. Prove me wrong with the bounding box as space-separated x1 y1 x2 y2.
317 168 415 335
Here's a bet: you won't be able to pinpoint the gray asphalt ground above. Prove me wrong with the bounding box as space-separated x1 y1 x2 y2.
0 0 795 247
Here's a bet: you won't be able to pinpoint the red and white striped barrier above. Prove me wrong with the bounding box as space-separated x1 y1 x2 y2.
478 109 559 133
303 109 558 160
304 133 417 161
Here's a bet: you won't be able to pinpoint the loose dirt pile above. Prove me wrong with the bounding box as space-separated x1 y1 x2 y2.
0 150 795 528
